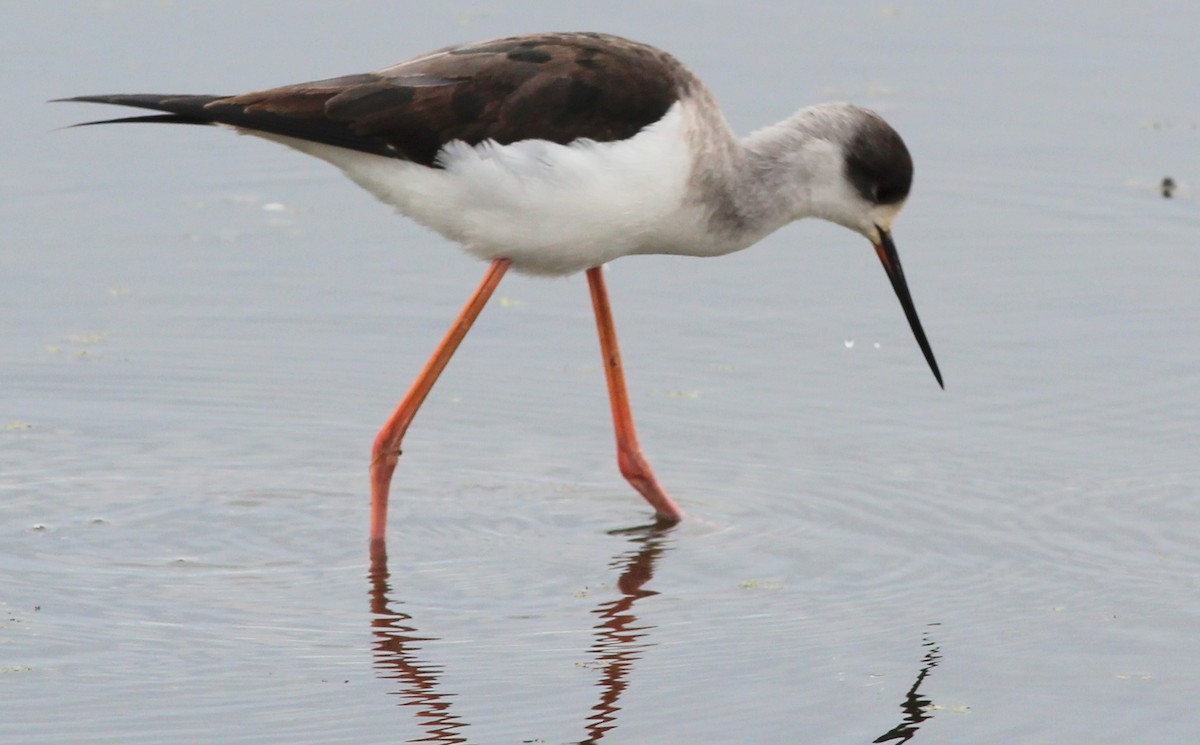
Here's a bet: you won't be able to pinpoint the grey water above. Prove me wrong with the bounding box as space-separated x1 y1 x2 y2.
4 2 1199 743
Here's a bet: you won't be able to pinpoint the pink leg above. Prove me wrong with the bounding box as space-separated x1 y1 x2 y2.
586 266 685 523
370 259 511 544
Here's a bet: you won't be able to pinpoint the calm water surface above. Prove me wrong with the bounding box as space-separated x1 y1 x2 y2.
4 1 1199 743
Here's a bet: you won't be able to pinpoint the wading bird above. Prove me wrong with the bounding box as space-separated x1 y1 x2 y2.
62 32 942 544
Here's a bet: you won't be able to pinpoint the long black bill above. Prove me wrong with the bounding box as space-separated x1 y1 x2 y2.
873 228 943 389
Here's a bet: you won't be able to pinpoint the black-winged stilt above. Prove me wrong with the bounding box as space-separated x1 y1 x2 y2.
61 32 942 544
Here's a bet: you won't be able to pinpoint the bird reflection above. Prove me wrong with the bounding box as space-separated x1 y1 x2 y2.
873 628 943 744
367 525 674 744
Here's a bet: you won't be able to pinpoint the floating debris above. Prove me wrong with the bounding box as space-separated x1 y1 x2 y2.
66 331 107 344
737 579 783 590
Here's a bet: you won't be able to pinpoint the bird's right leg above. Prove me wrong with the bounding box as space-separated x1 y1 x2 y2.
370 258 511 545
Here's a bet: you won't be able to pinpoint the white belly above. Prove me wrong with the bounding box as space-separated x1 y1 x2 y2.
246 102 738 276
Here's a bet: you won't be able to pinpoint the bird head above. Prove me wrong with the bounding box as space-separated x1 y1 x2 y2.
784 104 942 388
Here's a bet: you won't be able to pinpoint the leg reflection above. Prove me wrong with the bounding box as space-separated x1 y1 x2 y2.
366 526 676 745
580 525 674 744
368 543 470 744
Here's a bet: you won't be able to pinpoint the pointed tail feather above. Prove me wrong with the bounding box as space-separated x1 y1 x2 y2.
54 93 397 158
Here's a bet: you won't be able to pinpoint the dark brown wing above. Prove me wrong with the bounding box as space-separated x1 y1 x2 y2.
61 33 693 167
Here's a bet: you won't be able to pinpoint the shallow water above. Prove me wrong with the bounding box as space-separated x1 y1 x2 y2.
4 2 1200 743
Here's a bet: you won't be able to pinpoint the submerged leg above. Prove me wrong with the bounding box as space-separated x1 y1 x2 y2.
586 266 685 523
370 259 511 543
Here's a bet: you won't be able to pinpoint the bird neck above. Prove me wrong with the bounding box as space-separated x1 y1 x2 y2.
700 105 856 247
